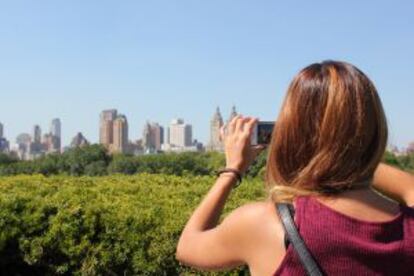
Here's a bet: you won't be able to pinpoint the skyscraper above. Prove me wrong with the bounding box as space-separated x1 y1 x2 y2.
207 107 224 152
42 134 60 154
100 109 118 146
50 118 62 138
50 118 61 138
0 123 8 153
33 125 42 144
166 127 170 144
113 114 129 154
49 119 61 152
169 119 192 148
0 138 9 153
15 133 31 160
143 122 164 152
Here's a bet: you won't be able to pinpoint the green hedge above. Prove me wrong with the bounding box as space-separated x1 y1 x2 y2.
0 174 266 275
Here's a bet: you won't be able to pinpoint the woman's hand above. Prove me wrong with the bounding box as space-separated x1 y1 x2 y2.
221 115 266 174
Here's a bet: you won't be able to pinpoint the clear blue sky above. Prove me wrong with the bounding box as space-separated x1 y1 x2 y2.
0 0 413 148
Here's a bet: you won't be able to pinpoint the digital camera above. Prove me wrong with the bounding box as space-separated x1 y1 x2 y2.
251 121 275 145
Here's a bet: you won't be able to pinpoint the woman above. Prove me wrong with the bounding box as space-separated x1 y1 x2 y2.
176 61 414 275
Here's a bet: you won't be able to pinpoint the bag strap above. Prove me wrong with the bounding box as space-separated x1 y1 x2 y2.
276 203 324 276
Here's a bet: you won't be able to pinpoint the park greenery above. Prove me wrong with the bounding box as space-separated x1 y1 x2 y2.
0 174 265 275
0 145 413 275
0 145 268 178
0 145 412 177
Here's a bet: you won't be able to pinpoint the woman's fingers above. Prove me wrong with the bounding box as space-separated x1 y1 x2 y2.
219 125 226 142
227 115 240 135
244 117 258 135
227 115 259 141
235 116 246 133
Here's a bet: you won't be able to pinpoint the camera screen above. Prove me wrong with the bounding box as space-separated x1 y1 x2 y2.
257 122 274 145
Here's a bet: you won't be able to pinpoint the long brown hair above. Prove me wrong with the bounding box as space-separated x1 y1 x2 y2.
266 61 388 202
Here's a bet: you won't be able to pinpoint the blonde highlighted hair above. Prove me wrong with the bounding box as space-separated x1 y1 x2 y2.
266 61 388 203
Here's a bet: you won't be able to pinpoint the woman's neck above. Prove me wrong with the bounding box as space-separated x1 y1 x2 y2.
316 186 401 218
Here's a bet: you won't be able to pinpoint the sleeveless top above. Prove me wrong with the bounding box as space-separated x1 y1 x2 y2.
274 196 414 276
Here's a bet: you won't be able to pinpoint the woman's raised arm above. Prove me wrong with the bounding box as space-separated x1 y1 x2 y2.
176 116 268 271
373 163 414 207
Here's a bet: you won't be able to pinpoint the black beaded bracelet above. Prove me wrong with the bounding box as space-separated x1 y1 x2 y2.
217 168 243 188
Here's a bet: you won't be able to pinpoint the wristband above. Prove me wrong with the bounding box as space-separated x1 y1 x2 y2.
217 168 243 188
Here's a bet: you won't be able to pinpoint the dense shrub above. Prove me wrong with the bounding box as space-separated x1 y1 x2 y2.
0 174 266 275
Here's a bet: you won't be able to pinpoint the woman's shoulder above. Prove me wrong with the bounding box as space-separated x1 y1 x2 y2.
228 200 284 246
230 200 280 224
227 200 286 273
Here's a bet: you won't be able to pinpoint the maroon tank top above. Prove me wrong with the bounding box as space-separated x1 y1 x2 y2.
274 196 414 275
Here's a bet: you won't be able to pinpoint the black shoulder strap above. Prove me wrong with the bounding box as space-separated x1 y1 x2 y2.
276 203 324 276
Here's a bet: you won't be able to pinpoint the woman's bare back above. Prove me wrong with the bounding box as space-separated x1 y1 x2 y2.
243 188 401 275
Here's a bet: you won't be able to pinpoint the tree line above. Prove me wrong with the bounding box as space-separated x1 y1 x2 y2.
0 144 412 177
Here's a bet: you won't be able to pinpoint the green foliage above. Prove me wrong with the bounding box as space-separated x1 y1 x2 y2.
135 152 219 176
1 145 413 177
383 151 414 172
383 151 401 167
84 161 108 176
107 154 138 175
246 149 268 178
0 174 266 275
0 153 17 166
0 146 226 177
0 145 111 177
0 149 413 274
63 145 111 176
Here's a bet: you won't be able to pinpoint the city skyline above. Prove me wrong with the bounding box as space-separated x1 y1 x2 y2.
1 103 413 154
0 105 245 149
1 1 413 148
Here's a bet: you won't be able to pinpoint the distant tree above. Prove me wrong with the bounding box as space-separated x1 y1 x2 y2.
36 154 61 176
84 161 108 176
383 151 401 168
0 153 17 166
396 153 414 172
108 155 137 175
64 144 111 176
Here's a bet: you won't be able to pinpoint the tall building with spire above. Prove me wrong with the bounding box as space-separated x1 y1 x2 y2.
228 105 238 123
207 107 224 152
207 106 238 152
